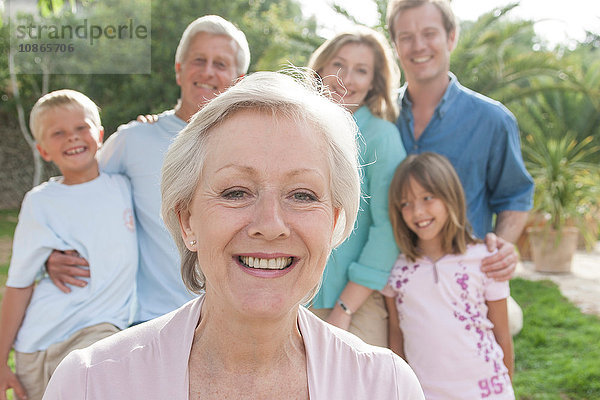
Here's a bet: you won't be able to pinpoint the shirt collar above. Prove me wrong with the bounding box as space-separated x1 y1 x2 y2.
399 72 460 119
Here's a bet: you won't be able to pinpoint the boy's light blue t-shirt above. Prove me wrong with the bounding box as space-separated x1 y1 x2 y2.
7 173 138 353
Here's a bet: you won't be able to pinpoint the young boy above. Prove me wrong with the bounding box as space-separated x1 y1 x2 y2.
0 90 138 400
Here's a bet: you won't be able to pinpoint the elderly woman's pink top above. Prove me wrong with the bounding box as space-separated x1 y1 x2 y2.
43 295 424 399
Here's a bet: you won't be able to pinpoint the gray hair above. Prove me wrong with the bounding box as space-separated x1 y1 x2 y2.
29 89 101 144
161 71 361 294
174 15 251 76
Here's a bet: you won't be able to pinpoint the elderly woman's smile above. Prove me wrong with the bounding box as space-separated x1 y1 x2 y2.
237 255 295 270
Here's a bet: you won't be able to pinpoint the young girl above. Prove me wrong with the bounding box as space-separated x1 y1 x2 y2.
383 152 515 399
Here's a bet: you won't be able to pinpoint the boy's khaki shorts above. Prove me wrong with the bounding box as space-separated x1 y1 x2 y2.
15 322 119 400
311 291 389 348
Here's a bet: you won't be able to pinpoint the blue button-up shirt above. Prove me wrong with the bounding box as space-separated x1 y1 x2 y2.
396 73 534 239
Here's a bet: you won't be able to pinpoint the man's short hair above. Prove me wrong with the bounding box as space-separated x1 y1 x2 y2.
387 0 458 41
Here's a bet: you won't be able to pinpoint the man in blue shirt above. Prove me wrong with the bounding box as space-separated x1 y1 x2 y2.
386 0 534 280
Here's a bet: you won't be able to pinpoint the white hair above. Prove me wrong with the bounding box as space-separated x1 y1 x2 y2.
161 71 361 293
174 15 250 76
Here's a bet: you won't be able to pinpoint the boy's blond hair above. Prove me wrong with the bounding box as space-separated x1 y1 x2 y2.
29 89 101 143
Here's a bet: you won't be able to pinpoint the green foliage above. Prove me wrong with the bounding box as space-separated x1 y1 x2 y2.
1 0 322 137
512 278 600 399
523 130 599 237
0 210 17 287
515 38 600 163
450 3 564 105
518 52 600 242
38 0 67 17
0 210 18 239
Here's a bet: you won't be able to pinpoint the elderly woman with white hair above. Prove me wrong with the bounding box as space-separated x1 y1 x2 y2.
42 71 424 399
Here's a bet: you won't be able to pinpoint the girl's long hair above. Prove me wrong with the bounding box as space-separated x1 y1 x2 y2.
389 152 479 262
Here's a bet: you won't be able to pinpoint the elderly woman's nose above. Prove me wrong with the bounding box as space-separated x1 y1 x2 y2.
248 194 291 240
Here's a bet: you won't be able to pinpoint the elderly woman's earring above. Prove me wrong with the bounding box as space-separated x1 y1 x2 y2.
189 239 197 246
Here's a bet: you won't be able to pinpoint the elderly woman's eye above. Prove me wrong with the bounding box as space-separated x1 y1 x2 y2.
222 189 247 200
292 191 317 202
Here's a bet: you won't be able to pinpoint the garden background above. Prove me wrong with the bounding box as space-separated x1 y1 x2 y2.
1 0 599 399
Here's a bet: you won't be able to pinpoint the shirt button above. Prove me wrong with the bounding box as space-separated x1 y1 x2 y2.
413 144 418 150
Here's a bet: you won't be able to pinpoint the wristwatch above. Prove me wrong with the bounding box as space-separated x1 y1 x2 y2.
336 298 353 316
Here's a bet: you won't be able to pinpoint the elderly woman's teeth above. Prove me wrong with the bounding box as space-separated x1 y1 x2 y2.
240 256 293 270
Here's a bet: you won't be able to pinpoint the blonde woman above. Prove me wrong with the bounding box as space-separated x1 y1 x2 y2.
308 26 406 347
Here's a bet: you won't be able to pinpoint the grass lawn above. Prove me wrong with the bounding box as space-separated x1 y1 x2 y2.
0 210 599 399
512 278 600 399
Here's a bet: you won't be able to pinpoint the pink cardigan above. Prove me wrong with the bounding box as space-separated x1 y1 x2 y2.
44 295 424 399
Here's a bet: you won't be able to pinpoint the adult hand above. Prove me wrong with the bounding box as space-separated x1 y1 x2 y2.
136 114 159 124
45 250 90 293
0 364 27 400
481 233 518 281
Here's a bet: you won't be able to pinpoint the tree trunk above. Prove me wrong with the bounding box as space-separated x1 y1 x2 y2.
8 50 45 187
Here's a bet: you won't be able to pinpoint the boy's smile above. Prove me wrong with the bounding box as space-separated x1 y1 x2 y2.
36 105 104 185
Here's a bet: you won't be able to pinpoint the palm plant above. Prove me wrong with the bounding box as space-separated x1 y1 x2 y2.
451 3 564 105
517 45 600 247
522 129 599 247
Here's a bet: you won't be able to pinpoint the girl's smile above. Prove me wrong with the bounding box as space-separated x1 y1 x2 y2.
400 177 449 260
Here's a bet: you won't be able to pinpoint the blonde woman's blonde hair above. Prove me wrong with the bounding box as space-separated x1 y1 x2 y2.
308 26 400 122
29 89 101 143
161 71 361 296
388 152 478 262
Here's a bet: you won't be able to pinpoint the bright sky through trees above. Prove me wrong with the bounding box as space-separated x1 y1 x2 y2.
300 0 599 46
